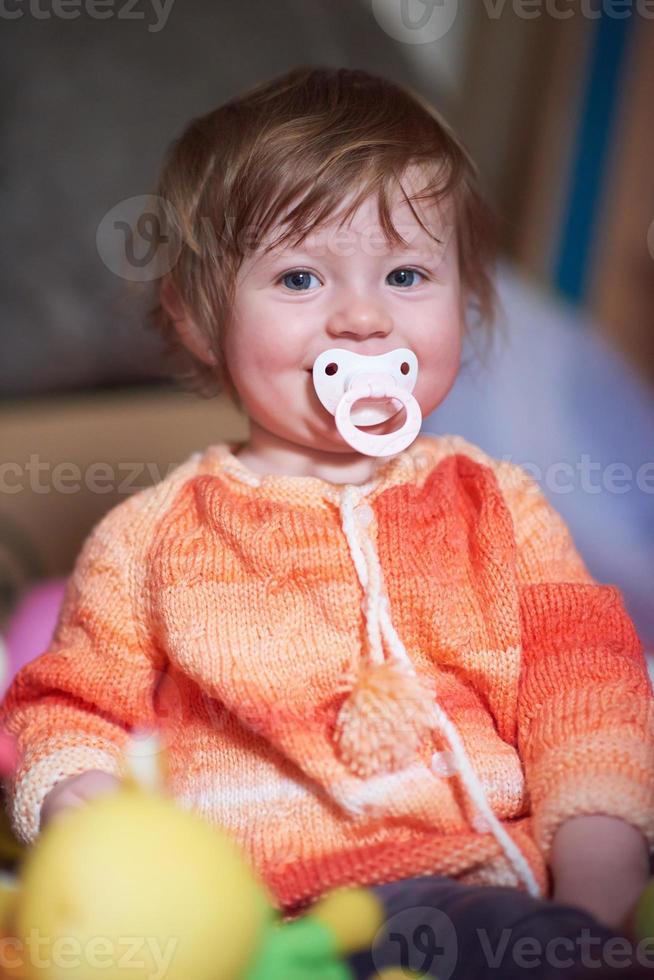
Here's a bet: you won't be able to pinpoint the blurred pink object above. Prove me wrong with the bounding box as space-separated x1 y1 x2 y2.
2 579 67 697
0 731 18 775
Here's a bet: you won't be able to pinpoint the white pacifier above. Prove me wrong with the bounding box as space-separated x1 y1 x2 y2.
311 348 422 457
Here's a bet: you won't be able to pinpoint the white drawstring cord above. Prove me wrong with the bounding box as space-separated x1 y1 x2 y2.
339 484 542 899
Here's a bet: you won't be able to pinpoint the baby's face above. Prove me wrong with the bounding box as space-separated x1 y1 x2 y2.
224 170 464 455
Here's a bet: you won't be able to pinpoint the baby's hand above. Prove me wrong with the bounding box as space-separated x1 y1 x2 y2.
40 770 121 830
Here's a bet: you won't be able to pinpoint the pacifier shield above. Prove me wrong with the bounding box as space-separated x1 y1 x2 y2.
312 348 422 457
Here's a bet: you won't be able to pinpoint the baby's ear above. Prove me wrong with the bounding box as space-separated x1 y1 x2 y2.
161 279 217 367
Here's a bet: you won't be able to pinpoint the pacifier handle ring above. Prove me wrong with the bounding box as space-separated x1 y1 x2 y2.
335 382 422 458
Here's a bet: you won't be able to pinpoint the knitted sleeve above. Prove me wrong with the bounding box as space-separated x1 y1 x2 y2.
497 460 654 869
0 487 166 844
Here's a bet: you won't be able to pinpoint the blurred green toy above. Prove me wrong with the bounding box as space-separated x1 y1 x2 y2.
632 876 654 944
247 887 384 980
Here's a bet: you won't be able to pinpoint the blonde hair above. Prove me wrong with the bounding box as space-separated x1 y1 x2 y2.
148 66 499 401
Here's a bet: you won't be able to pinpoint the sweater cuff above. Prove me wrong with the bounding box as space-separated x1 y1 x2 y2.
6 744 125 845
529 735 654 866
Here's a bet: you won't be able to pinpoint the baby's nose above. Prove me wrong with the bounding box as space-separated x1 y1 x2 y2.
326 301 393 340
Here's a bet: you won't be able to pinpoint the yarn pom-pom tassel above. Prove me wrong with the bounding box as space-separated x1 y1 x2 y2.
333 660 436 778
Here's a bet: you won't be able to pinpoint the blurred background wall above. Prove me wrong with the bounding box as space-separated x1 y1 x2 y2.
1 0 653 662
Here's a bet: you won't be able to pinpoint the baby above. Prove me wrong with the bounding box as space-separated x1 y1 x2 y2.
3 67 654 979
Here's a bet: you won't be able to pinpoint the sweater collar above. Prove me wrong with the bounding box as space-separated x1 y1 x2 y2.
200 437 437 506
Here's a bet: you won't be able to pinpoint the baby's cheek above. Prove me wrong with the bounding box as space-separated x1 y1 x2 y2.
249 346 296 386
414 352 460 411
244 314 304 367
417 325 460 371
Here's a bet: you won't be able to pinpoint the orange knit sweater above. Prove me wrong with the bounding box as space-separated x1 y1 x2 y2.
2 434 653 911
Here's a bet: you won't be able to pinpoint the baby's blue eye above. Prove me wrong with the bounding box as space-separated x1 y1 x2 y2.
280 270 320 291
387 268 424 287
278 267 425 290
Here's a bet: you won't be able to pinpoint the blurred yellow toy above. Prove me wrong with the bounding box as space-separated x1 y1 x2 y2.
0 734 384 980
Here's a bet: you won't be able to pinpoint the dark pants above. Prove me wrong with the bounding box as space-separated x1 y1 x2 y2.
346 875 654 979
